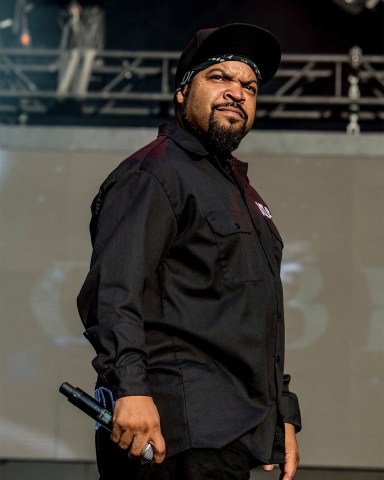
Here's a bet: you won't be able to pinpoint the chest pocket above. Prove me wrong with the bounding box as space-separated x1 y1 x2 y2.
206 210 264 284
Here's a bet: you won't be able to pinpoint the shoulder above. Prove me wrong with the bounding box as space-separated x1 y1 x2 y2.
92 124 207 215
109 132 195 183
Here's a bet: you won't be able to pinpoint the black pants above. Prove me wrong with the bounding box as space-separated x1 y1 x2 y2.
96 428 255 480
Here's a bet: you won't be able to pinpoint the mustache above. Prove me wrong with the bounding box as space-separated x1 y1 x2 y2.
212 102 248 121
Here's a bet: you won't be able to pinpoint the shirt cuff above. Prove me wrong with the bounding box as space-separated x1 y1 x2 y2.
279 391 302 432
105 365 153 399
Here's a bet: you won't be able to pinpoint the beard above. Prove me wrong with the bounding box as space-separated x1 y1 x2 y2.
181 89 249 157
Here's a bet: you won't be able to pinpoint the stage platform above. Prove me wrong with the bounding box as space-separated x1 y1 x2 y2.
0 460 383 480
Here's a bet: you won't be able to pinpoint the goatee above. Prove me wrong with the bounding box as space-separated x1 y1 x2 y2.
182 98 248 157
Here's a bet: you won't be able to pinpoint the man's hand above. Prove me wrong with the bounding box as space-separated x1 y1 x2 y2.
279 423 300 479
111 395 166 464
262 423 300 479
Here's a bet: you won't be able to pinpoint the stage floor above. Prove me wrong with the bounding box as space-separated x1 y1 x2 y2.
0 460 383 480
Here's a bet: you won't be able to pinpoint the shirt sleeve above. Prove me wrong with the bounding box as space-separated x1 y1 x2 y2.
279 374 302 432
77 166 177 400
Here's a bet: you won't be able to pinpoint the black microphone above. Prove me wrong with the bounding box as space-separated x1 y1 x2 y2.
59 382 154 464
59 382 113 430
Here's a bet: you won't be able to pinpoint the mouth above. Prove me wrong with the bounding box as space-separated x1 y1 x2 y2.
214 103 246 120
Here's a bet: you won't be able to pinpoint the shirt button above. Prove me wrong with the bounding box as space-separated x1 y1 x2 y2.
235 223 240 229
275 355 281 363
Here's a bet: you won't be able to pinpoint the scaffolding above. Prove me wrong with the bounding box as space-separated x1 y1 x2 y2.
0 46 383 131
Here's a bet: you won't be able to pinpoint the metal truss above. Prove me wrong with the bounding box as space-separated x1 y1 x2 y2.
0 47 383 131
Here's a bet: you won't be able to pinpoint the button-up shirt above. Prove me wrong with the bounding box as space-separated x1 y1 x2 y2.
78 122 301 464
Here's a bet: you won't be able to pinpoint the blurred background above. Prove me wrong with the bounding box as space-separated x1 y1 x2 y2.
0 0 383 130
0 1 383 479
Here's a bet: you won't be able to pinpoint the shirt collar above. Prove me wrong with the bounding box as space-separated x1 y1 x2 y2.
158 122 208 157
157 122 249 176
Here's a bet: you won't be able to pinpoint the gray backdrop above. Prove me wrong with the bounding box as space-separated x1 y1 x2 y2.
0 127 383 468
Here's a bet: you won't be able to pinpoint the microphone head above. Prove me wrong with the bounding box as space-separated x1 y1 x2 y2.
59 382 75 398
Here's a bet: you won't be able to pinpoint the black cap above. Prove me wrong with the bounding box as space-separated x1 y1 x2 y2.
175 23 281 88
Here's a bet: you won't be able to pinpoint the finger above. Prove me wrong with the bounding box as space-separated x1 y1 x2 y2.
118 441 129 450
129 432 166 464
110 424 123 444
262 464 275 472
151 433 166 464
280 473 296 480
110 412 127 444
279 460 297 480
128 435 165 464
111 424 134 449
128 433 157 460
128 435 146 458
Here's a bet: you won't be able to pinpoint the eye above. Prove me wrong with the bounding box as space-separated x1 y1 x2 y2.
210 74 225 81
245 85 257 94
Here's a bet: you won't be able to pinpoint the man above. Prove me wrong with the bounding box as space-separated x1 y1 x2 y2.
78 23 301 480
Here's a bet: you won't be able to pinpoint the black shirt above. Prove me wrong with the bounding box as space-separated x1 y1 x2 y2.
78 122 301 464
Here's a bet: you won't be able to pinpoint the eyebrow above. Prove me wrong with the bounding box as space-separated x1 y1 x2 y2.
205 67 258 87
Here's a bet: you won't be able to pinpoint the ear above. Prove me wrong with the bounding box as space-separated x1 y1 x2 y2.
175 90 184 105
175 86 187 105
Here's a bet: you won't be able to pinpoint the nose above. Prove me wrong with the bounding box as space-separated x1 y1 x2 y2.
224 82 244 103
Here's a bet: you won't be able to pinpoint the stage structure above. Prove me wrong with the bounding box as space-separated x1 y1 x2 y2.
0 46 383 131
0 47 384 134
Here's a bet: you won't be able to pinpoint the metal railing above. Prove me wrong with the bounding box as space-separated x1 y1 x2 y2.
0 47 383 130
